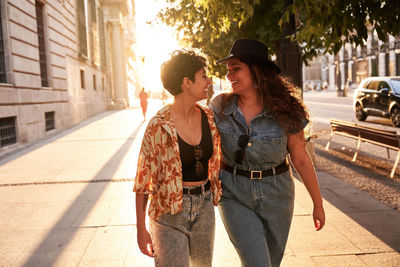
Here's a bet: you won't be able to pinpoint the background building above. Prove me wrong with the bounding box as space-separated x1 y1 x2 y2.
0 0 138 157
303 31 400 92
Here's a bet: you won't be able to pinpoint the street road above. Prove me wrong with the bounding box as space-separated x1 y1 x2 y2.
303 91 398 132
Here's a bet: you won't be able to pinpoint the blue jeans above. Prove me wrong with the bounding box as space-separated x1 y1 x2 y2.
218 169 294 267
150 189 215 267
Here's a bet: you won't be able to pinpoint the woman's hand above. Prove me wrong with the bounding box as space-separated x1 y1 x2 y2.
137 228 154 257
313 205 325 231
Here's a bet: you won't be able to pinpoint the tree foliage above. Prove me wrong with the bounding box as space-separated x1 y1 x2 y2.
157 0 400 78
284 0 400 60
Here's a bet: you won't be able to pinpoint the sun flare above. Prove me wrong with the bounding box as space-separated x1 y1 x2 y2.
135 0 181 96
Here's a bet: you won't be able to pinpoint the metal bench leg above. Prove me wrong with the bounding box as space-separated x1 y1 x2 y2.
390 150 400 178
352 138 361 162
325 133 333 150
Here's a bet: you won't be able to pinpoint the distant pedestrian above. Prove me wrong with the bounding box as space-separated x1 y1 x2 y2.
210 39 325 267
322 80 328 90
139 88 148 120
134 49 222 266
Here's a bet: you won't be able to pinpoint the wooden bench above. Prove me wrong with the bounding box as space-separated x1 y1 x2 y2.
325 119 400 178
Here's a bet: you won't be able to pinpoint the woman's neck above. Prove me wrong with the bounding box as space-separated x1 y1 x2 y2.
238 91 263 109
237 90 264 127
170 95 198 123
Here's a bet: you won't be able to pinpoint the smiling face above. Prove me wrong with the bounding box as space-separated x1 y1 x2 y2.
226 58 255 96
186 68 211 100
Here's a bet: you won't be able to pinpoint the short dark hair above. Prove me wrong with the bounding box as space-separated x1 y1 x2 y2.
160 49 207 96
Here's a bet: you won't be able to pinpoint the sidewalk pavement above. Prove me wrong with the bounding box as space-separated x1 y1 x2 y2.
0 102 399 266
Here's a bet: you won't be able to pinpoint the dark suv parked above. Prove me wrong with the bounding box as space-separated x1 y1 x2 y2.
353 77 400 127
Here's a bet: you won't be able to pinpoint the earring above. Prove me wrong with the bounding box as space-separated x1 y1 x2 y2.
253 82 258 89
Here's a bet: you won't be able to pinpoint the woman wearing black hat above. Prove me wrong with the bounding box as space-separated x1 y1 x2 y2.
134 50 222 266
209 39 325 267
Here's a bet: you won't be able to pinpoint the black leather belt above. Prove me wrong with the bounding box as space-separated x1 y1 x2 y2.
183 180 211 196
221 161 289 179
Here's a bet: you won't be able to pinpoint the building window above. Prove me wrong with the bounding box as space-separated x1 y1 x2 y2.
35 1 48 87
0 1 6 83
98 8 106 68
396 53 400 76
0 117 17 148
93 74 96 90
89 0 99 64
45 111 55 131
80 69 85 89
78 0 88 57
385 53 390 76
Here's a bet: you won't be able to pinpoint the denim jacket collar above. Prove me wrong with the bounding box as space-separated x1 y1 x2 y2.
223 94 274 119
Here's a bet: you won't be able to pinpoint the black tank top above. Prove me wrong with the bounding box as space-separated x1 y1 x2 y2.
177 109 213 182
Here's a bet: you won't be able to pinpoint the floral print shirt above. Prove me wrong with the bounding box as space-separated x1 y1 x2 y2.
134 104 222 220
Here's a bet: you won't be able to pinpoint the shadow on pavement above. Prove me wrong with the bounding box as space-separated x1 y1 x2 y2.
0 111 121 165
311 145 400 253
22 119 145 266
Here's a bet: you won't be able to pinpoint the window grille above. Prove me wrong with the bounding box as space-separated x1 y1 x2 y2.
93 74 96 90
0 1 7 83
35 1 48 87
89 0 99 64
98 8 106 68
78 0 88 56
90 0 96 24
45 112 55 131
80 69 85 89
0 117 17 148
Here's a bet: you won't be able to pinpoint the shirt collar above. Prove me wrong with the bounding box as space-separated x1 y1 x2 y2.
154 105 175 136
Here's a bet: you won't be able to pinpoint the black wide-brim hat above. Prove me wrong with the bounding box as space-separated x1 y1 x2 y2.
216 39 281 74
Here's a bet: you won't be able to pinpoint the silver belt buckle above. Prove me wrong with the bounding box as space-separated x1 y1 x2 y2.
187 188 195 197
250 170 262 180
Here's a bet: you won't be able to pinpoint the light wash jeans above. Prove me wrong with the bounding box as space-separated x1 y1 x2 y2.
150 189 215 267
218 168 294 267
209 92 299 267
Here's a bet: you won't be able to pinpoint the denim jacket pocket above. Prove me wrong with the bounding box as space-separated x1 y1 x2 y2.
259 135 287 163
218 130 239 163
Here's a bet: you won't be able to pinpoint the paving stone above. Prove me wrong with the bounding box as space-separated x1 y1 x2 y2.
0 108 398 266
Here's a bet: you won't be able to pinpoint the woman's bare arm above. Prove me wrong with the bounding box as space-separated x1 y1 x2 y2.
136 193 154 257
288 131 325 231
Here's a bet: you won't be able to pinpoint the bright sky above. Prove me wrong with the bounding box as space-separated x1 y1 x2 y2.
135 0 181 94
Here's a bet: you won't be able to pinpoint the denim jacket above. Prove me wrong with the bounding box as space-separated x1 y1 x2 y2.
209 94 306 171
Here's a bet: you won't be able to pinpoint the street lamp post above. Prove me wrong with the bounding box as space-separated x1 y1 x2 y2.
277 0 303 90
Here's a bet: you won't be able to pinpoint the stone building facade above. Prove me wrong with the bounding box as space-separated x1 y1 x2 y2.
303 32 400 92
0 0 137 156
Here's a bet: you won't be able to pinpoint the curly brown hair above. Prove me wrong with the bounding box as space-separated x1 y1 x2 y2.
221 58 308 134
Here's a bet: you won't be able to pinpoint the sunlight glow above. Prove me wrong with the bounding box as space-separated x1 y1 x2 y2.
135 0 181 96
